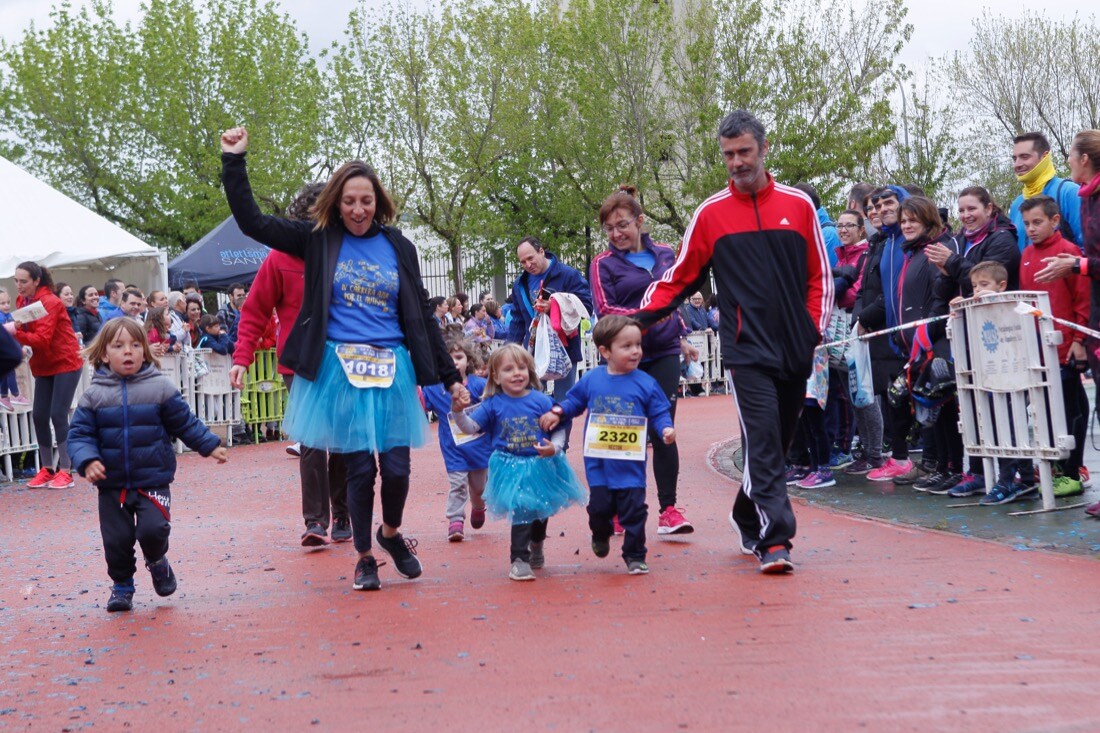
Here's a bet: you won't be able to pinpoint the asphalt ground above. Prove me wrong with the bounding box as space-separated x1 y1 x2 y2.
2 393 1099 732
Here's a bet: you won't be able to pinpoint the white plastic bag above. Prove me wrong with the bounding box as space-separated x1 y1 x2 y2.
805 347 829 408
532 315 571 381
846 337 874 408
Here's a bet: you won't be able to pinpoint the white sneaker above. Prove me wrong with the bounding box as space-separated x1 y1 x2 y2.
286 442 301 457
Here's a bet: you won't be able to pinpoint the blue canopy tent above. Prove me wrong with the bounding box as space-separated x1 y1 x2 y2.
168 216 270 290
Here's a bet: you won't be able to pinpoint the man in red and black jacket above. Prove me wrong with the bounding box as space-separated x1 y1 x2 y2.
636 110 833 574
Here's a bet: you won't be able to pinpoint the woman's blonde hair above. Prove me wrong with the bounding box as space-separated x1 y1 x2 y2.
483 343 541 397
84 317 161 370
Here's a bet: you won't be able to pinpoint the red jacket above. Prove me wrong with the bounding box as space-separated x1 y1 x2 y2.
232 250 303 376
637 174 833 379
14 285 83 377
1020 231 1089 364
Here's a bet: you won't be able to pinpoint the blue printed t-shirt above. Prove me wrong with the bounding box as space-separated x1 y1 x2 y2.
558 366 673 489
468 390 555 457
423 375 491 472
327 232 403 347
624 249 656 273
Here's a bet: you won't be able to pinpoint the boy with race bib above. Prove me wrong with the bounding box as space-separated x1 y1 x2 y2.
540 316 675 575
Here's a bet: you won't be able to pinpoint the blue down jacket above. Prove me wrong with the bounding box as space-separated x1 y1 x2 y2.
68 363 221 489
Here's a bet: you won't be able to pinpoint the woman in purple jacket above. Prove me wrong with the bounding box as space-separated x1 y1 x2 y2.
590 185 696 535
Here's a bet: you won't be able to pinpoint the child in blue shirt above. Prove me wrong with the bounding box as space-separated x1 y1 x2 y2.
451 343 586 581
422 336 492 541
541 315 674 574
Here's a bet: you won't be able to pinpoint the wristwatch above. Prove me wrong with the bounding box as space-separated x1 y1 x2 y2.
551 405 564 416
1073 258 1082 274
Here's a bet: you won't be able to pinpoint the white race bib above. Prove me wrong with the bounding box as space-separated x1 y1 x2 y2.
334 344 396 389
583 414 647 461
448 409 484 446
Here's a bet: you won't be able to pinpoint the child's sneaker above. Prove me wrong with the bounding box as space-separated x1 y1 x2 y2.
375 526 423 579
146 556 177 597
529 541 545 569
591 536 610 558
759 545 793 574
285 442 301 457
106 583 134 613
785 465 811 485
626 559 649 575
612 516 625 535
657 506 693 535
26 467 54 489
0 396 12 411
448 520 465 542
509 559 535 581
796 469 836 489
979 481 1022 506
1052 476 1084 497
892 461 929 485
470 505 486 530
1079 466 1091 488
352 555 382 591
47 470 74 489
867 458 911 482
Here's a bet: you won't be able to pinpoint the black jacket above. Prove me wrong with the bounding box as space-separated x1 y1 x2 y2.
221 153 459 388
71 306 102 346
935 214 1019 302
897 227 959 351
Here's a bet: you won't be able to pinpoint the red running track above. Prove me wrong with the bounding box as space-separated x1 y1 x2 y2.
1 394 1098 731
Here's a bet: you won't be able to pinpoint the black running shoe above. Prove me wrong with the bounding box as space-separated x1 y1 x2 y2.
375 526 422 579
352 555 382 591
759 545 794 574
331 517 352 543
106 584 134 612
591 536 610 558
301 523 328 547
146 556 177 597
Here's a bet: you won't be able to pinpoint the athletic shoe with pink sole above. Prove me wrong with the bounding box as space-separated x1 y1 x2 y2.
867 458 912 482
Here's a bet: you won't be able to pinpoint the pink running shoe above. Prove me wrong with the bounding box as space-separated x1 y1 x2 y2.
48 470 75 489
867 458 913 482
10 395 31 408
27 467 55 489
657 506 694 535
448 521 465 542
612 516 625 536
470 506 486 530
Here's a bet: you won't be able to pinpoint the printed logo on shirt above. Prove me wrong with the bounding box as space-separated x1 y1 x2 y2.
334 259 399 312
779 217 790 226
501 415 540 453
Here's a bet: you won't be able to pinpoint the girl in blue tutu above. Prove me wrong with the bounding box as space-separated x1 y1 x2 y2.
220 127 468 592
451 344 586 581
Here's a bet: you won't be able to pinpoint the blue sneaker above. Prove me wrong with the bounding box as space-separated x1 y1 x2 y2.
979 481 1022 506
828 452 854 470
947 473 985 497
106 582 135 613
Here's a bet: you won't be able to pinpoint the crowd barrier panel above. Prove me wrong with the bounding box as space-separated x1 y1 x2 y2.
950 291 1071 511
240 349 287 442
192 350 242 447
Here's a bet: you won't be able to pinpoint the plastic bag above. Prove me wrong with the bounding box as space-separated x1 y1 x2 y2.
532 315 571 381
846 337 874 408
685 359 704 380
805 347 828 409
825 306 852 369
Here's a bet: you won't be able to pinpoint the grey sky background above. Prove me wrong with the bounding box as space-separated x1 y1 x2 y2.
0 0 1092 69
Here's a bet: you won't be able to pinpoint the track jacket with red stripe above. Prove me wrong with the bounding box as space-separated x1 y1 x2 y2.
637 174 833 380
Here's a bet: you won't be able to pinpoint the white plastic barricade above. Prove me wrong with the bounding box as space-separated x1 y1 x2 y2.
156 351 196 454
193 350 241 446
950 291 1072 511
0 407 39 481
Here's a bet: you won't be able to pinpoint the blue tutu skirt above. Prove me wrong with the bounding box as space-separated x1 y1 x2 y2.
484 450 588 524
282 341 428 453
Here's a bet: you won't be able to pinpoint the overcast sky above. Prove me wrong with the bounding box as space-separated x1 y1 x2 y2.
0 0 1092 69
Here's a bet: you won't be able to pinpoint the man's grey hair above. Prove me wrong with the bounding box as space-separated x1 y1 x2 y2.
717 110 766 148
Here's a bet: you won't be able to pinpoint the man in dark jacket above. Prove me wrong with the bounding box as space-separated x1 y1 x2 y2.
507 236 593 401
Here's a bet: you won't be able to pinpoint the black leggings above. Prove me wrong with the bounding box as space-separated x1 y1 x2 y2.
33 368 83 471
344 447 410 554
639 355 680 509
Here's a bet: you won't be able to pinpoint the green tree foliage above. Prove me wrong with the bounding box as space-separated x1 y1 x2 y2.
0 0 321 251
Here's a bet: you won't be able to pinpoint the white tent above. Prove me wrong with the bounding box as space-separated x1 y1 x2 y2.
0 156 167 291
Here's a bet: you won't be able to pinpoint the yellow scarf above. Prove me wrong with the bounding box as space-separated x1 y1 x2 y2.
1018 152 1056 198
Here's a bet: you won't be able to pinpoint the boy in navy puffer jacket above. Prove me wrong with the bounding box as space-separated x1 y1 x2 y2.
68 319 228 613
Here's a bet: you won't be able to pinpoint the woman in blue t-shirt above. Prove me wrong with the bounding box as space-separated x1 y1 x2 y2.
220 127 467 592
